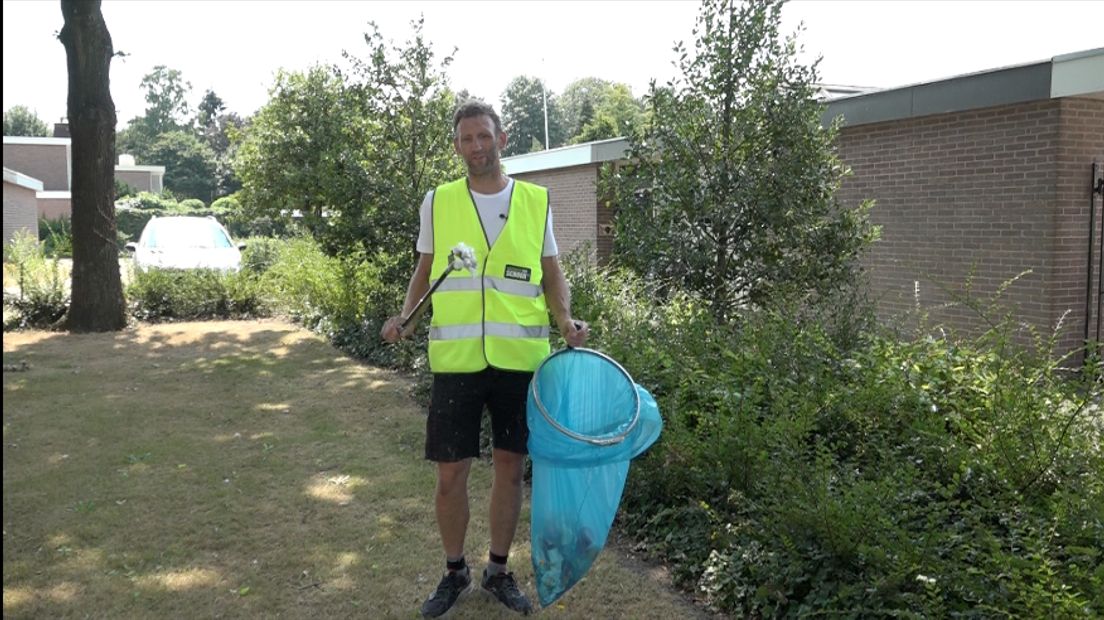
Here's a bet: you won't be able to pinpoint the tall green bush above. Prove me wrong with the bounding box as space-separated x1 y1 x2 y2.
605 0 876 317
561 254 1103 617
127 268 267 321
257 236 419 369
39 217 73 258
3 230 69 329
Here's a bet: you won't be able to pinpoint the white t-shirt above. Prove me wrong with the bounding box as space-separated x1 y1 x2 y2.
415 178 559 257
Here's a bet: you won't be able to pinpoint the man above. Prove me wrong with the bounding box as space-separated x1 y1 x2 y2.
381 100 589 617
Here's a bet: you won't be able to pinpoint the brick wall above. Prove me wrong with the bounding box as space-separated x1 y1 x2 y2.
3 181 38 245
514 164 600 260
115 170 153 193
1055 98 1104 353
2 143 69 191
38 197 72 221
834 97 1104 356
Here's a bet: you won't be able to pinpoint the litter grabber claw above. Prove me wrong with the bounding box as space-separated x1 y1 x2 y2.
399 242 479 333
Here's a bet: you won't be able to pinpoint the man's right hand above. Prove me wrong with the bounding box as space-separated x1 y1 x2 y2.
381 315 405 343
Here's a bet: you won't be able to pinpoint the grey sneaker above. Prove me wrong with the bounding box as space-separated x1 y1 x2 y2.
481 568 533 615
420 566 471 618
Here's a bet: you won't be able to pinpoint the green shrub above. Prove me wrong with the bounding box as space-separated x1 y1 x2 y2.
210 196 241 212
259 236 420 370
119 191 177 211
114 178 138 199
3 230 69 329
239 237 282 275
126 268 269 321
115 207 152 248
39 217 73 258
561 254 1103 617
179 198 206 211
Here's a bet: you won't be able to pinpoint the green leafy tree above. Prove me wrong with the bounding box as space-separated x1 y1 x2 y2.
118 65 193 161
4 105 50 136
207 112 246 197
194 90 244 199
195 89 225 129
336 17 462 257
572 83 643 143
500 75 564 155
233 65 360 241
559 77 610 139
235 18 459 258
606 0 875 317
147 130 217 201
138 65 192 133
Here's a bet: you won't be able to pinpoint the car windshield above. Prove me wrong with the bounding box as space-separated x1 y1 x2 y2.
144 220 232 249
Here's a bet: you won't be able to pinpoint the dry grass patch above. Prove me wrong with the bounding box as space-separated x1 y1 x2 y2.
4 320 708 619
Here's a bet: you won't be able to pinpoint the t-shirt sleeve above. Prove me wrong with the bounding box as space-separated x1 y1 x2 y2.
543 207 559 257
416 190 434 254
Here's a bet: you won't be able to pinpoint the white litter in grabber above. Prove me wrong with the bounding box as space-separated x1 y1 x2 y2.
399 242 479 332
449 242 478 277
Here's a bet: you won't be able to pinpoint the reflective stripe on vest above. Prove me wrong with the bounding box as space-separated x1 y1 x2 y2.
430 323 551 340
435 276 543 298
428 177 551 373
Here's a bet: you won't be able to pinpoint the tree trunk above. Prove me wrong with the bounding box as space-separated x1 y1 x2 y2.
59 0 126 332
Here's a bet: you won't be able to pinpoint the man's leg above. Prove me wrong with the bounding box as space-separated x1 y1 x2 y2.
488 448 525 557
436 458 473 557
482 369 534 613
482 447 532 614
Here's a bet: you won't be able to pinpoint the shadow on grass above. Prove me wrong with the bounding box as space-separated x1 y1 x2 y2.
3 320 709 619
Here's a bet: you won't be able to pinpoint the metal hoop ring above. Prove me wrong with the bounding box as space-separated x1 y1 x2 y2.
530 347 641 446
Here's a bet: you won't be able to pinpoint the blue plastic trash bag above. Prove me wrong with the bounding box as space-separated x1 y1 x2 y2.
527 348 662 607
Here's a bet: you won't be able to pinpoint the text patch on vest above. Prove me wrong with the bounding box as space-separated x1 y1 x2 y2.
504 265 532 282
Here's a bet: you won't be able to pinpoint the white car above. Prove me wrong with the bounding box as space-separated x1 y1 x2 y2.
126 216 244 272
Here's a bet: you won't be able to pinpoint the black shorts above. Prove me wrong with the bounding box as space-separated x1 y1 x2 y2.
425 367 533 462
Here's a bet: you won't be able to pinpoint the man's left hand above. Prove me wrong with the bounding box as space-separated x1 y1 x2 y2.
560 319 589 348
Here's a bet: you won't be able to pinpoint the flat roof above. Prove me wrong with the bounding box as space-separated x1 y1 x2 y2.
116 165 166 173
3 136 70 146
503 137 629 175
502 48 1103 176
823 47 1104 127
2 167 44 191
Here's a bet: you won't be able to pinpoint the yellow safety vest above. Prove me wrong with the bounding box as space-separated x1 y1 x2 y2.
428 178 551 373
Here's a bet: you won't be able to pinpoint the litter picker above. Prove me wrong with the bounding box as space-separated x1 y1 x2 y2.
398 242 478 334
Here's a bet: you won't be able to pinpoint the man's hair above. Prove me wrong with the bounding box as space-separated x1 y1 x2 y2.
452 99 502 136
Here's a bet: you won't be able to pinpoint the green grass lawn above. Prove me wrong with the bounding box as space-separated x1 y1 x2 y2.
3 320 707 619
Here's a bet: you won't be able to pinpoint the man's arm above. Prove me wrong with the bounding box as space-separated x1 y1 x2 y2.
541 255 589 348
381 252 433 342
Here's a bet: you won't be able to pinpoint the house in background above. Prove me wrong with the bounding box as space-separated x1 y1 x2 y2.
503 47 1104 360
2 167 43 245
825 47 1104 359
503 137 629 262
2 123 165 242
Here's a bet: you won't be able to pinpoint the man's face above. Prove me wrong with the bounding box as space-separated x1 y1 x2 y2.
454 114 507 177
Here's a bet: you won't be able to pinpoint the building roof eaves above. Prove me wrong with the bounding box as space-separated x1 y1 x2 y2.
3 136 71 146
823 47 1104 127
3 166 45 191
503 138 630 175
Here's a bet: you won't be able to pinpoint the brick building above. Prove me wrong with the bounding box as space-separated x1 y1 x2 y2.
503 138 628 262
2 167 42 245
503 49 1104 359
824 48 1104 356
2 129 165 230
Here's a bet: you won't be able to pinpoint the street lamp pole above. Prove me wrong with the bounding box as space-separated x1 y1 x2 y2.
541 58 549 150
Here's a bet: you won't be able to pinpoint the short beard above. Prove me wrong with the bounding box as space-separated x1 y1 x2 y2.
466 156 499 178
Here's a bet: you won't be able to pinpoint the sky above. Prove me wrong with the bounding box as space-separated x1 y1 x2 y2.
3 0 1102 129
